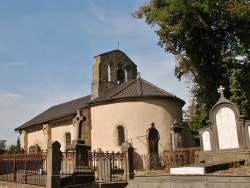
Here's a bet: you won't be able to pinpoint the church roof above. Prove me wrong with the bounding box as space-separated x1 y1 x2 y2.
15 76 185 131
90 76 185 105
15 95 91 131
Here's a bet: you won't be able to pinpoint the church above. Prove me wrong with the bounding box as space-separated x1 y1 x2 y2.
15 50 195 155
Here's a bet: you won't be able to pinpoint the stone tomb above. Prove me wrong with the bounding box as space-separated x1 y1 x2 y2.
171 86 250 175
199 86 250 164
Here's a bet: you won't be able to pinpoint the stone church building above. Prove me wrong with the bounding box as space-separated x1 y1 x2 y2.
15 50 195 155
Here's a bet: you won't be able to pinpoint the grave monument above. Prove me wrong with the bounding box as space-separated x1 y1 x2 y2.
199 86 250 163
64 110 94 184
170 86 250 175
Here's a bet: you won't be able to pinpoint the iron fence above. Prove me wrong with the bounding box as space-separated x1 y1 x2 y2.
60 150 127 185
135 147 200 171
0 151 47 186
89 151 127 182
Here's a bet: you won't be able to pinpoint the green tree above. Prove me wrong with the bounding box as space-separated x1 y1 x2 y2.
0 140 6 149
135 0 250 132
7 138 22 154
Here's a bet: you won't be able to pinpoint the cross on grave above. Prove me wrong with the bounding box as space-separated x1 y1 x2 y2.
73 110 86 140
217 85 225 98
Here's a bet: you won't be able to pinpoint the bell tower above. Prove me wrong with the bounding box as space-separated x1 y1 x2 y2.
91 50 137 100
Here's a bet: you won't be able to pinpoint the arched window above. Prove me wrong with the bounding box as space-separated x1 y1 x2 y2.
117 126 125 146
65 132 71 146
117 68 124 83
107 64 111 82
125 68 128 82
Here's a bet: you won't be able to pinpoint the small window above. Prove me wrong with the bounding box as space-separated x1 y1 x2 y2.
117 126 125 146
107 64 111 82
65 132 71 146
125 68 128 82
117 68 124 83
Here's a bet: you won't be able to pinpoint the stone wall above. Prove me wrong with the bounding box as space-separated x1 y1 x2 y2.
91 50 137 100
128 175 250 188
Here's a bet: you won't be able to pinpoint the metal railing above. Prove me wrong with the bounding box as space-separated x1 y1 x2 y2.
0 151 47 186
60 150 127 185
89 151 127 182
135 147 200 171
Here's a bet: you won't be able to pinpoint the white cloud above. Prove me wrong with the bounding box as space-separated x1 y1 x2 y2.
0 93 21 106
7 61 27 66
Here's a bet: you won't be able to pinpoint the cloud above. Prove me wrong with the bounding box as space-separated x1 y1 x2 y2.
7 61 27 66
0 93 21 106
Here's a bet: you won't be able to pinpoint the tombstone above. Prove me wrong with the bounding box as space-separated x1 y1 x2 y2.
96 149 112 182
147 122 160 155
65 110 93 184
199 86 250 164
146 123 160 170
171 115 183 149
121 142 135 179
29 144 41 153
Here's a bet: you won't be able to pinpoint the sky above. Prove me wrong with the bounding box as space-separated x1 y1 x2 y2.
0 0 190 146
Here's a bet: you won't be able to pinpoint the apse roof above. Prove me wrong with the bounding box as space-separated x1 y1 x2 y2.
15 76 185 131
90 75 185 105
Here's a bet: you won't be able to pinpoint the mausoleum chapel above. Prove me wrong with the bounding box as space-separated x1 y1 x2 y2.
15 50 195 155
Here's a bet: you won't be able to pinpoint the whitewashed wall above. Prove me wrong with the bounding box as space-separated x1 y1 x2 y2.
90 98 183 154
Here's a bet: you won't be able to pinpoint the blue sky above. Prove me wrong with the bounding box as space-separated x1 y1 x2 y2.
0 0 190 146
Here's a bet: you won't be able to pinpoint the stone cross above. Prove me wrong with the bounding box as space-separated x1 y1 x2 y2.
217 85 225 98
73 110 86 140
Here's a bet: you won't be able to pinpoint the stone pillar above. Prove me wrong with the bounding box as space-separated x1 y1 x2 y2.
97 149 111 182
20 130 28 152
43 124 51 150
46 141 61 188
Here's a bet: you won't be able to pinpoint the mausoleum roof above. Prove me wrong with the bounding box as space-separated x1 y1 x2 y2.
90 76 185 105
15 95 91 131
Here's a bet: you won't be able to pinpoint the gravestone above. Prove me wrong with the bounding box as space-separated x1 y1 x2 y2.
199 86 250 164
96 149 112 182
146 123 160 170
171 86 250 175
65 110 93 184
171 115 183 149
29 144 41 153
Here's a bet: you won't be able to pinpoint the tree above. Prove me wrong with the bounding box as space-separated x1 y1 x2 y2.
135 0 250 132
0 140 6 149
7 138 22 154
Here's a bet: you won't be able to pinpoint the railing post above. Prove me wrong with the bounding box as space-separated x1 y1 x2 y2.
46 141 61 188
13 154 16 181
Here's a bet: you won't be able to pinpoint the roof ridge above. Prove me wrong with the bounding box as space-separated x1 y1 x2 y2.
51 95 91 108
137 77 143 95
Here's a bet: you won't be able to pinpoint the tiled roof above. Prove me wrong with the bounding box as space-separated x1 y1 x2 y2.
15 77 185 131
15 95 91 131
90 76 185 105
